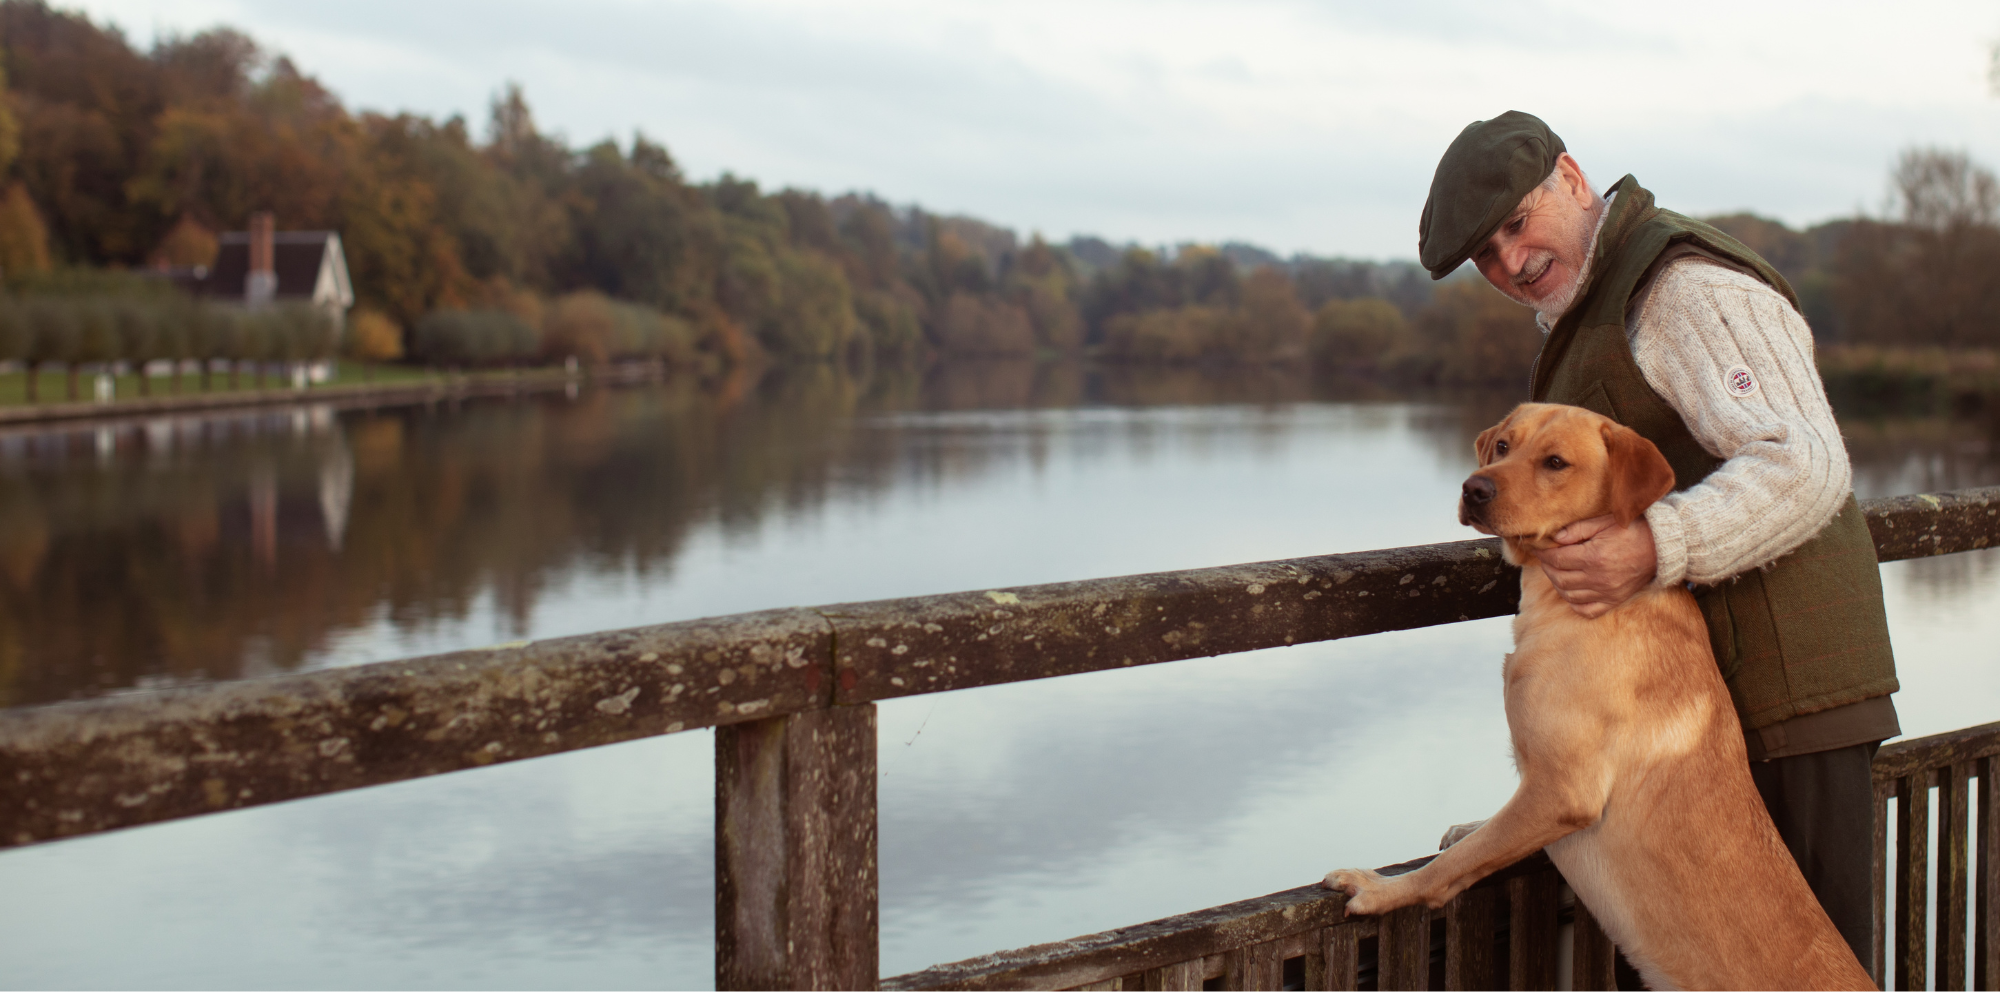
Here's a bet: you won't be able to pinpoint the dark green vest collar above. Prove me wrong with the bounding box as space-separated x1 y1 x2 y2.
1531 175 1797 402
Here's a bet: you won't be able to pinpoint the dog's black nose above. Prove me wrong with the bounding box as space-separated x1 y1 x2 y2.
1462 475 1496 505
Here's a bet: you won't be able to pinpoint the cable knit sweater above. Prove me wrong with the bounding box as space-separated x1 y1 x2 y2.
1624 258 1852 586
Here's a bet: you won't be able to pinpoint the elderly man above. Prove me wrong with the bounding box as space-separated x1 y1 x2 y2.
1420 112 1900 967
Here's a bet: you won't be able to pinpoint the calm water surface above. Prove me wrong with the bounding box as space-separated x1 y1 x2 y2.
1 364 1997 989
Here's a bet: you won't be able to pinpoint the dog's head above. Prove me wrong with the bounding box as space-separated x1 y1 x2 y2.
1458 403 1675 560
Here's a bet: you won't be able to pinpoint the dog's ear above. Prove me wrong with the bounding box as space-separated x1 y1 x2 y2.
1601 421 1676 526
1474 409 1517 466
1474 424 1502 466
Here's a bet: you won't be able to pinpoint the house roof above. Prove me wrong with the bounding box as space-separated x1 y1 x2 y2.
179 230 354 309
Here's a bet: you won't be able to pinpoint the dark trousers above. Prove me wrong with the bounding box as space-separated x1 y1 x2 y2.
1749 742 1882 969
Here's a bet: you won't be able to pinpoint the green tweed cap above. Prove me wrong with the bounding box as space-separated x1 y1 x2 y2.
1418 111 1566 280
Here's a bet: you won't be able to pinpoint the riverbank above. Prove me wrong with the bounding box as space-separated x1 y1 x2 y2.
0 362 672 426
1817 346 2000 417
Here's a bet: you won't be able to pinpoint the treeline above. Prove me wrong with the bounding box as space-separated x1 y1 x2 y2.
0 1 1504 374
0 2 1056 366
0 2 1989 385
1708 148 2000 350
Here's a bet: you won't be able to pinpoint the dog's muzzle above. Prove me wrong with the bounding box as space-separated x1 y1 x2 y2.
1459 474 1496 526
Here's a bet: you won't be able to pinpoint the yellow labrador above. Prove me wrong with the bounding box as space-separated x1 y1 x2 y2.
1321 403 1872 991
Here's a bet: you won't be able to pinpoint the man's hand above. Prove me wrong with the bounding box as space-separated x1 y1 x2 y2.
1538 515 1658 618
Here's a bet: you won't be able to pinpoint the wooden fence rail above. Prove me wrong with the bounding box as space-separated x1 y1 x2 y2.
882 721 2000 992
878 852 1593 991
1872 719 2000 991
2 485 1997 989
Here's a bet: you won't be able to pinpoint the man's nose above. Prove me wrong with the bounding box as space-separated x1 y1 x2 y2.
1462 475 1496 506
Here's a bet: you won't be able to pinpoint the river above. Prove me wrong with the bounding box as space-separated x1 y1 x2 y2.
1 363 1996 989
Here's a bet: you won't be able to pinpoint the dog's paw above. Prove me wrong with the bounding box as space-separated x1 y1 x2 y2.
1438 819 1488 850
1321 867 1398 916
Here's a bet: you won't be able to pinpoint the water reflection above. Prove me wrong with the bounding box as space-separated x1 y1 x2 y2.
0 364 1527 708
1 362 1997 989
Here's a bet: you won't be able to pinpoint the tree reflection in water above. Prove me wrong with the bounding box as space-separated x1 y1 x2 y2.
1 362 1995 711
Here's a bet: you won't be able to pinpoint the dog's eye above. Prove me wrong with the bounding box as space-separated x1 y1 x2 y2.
1495 440 1509 456
1544 455 1568 470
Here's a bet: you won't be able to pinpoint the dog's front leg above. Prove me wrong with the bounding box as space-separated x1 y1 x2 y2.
1324 765 1609 915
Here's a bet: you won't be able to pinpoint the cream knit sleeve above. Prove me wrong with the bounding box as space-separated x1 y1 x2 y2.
1629 260 1853 587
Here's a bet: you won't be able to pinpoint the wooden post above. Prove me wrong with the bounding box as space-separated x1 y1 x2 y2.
1940 763 1971 990
1874 779 1890 989
1320 923 1361 991
716 704 878 991
1507 870 1560 990
1570 898 1617 991
1977 758 1998 992
1444 886 1498 990
1896 772 1931 992
1378 904 1430 990
1221 940 1282 989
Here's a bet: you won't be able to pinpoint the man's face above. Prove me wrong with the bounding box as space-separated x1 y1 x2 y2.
1471 155 1599 315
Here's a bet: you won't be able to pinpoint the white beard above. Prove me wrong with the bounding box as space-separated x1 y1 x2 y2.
1531 257 1588 322
1503 199 1607 322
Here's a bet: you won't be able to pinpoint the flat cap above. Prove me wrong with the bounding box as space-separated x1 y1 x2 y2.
1418 111 1565 280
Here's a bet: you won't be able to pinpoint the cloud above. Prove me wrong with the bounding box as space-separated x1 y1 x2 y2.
66 0 2000 258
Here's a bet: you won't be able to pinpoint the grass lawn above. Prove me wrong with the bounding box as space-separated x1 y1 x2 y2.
0 361 566 407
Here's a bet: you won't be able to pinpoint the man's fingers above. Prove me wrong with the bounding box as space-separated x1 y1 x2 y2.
1552 514 1617 546
1540 564 1590 589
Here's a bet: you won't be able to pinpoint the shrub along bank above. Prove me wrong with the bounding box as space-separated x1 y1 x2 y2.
0 294 337 400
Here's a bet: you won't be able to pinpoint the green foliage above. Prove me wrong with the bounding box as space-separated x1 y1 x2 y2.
541 291 696 365
0 292 340 369
1409 280 1542 385
933 292 1034 357
1093 264 1308 366
413 308 540 367
1312 297 1408 368
0 299 32 361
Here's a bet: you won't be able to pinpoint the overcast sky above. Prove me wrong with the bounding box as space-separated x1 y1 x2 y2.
66 0 2000 261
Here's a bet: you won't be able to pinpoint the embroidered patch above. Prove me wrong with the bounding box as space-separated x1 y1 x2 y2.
1724 365 1759 398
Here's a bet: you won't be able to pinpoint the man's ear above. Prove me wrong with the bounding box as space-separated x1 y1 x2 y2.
1601 422 1676 526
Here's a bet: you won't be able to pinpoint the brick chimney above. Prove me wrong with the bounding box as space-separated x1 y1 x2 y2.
245 211 276 307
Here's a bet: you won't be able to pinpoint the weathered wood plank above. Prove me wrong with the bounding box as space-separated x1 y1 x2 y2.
881 882 1348 991
1875 720 2000 781
1873 778 1891 990
1941 762 1971 990
1865 487 2000 562
1221 939 1283 990
1507 871 1559 991
1138 960 1202 991
1896 772 1931 992
1444 885 1498 990
1377 904 1429 991
823 539 1518 705
1979 758 1998 992
1321 924 1361 992
885 853 1560 990
1571 897 1617 992
0 608 835 850
716 705 878 992
6 488 1995 850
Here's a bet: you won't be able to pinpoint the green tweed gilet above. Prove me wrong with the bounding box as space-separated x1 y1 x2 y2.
1530 176 1898 730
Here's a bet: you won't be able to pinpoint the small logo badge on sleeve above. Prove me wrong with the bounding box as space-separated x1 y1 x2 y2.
1725 365 1759 398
